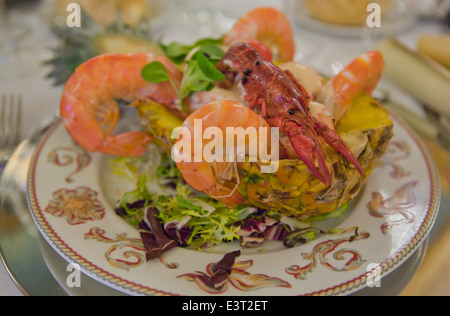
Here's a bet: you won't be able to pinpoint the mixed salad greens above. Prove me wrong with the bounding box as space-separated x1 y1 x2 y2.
111 144 349 257
112 145 258 251
142 37 226 109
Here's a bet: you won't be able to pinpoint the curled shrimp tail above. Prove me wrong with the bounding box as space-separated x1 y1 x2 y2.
60 53 181 157
99 131 153 157
322 51 385 121
223 7 295 62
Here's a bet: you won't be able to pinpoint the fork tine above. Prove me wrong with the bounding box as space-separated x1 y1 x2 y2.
6 95 14 147
0 94 22 149
0 95 6 147
12 94 22 146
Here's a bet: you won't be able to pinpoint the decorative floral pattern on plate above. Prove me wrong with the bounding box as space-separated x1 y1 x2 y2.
47 143 92 183
178 258 291 294
367 181 418 234
44 187 105 225
84 227 180 270
285 227 370 280
379 141 411 179
85 227 146 271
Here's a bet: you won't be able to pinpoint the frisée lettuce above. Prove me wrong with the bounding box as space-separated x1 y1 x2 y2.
111 145 256 250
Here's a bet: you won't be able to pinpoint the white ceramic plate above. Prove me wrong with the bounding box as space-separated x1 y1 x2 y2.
26 115 440 296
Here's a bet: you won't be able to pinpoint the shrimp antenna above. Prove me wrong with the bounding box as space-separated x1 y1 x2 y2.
210 161 241 200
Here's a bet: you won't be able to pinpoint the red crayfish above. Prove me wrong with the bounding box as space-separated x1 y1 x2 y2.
216 43 364 185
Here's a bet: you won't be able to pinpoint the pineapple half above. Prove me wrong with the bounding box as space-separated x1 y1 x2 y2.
232 94 393 219
137 94 394 220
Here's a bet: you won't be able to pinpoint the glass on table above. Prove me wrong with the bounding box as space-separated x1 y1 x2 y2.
0 0 41 81
152 0 237 44
282 0 419 77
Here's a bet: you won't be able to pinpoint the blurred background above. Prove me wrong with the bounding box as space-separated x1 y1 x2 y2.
0 0 449 296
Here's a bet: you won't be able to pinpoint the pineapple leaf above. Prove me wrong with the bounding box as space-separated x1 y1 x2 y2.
45 8 154 86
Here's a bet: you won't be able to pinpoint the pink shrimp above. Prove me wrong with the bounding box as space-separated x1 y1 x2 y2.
173 100 273 207
60 53 182 157
319 51 385 121
223 7 296 62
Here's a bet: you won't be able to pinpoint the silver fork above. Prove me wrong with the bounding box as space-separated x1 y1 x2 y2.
0 94 22 164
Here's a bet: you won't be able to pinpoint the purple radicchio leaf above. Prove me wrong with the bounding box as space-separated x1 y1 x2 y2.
238 216 277 236
201 250 241 290
115 200 147 217
163 217 194 247
237 216 289 248
263 224 289 241
139 207 178 261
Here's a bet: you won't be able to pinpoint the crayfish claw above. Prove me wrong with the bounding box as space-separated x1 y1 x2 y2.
284 121 332 186
314 120 365 177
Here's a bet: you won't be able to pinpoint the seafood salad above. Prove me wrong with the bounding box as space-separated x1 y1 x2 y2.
59 7 393 261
